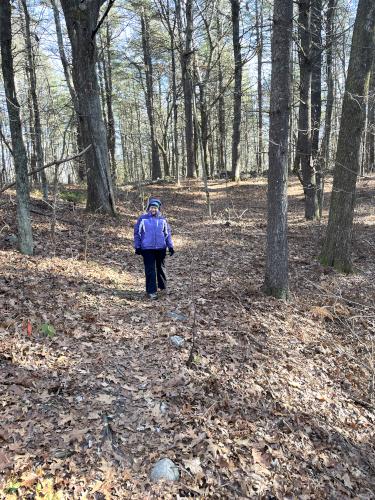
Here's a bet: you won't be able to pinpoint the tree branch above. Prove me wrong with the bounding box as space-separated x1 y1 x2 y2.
91 0 115 40
0 145 91 194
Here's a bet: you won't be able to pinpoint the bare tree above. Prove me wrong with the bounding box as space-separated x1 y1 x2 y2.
264 0 293 298
60 0 116 214
230 0 242 182
0 0 33 254
20 0 48 200
320 0 375 272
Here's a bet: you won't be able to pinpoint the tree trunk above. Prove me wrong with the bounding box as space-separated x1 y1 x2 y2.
297 0 319 219
178 0 195 178
216 13 226 174
20 0 48 200
60 0 115 215
102 23 117 185
140 11 162 180
311 0 322 162
0 0 33 255
366 66 375 171
256 0 264 174
171 38 180 183
230 0 242 182
264 0 293 299
320 0 375 272
50 0 85 182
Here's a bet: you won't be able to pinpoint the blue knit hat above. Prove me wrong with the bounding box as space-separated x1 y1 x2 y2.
147 198 162 210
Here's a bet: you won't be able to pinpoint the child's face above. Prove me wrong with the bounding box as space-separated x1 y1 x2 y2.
149 206 158 215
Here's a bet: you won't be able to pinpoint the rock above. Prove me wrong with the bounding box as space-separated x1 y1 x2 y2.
169 335 185 348
150 458 179 482
167 311 188 322
5 234 17 245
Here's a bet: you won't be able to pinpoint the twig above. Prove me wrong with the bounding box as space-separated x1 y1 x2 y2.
0 145 92 194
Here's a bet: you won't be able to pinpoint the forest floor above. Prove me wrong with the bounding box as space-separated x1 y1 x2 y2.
0 176 374 499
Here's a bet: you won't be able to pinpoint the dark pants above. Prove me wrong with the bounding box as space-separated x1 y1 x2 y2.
142 249 167 294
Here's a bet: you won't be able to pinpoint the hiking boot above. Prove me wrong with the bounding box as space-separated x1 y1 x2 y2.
148 293 158 300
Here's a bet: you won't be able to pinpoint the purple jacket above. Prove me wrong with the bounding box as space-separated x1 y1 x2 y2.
134 212 173 250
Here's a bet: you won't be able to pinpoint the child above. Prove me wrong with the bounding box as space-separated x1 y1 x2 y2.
134 198 175 299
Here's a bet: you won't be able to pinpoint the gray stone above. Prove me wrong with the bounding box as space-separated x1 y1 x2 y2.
167 311 188 322
169 335 185 348
150 458 180 482
5 234 18 245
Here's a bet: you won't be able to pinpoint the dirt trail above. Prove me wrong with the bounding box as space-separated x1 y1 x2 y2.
0 178 374 498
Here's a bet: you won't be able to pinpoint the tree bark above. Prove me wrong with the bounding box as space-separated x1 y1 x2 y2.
20 0 48 200
140 10 162 180
320 0 375 272
256 0 264 174
0 0 34 254
317 0 337 216
311 0 322 162
178 0 195 178
366 66 375 171
264 0 293 299
297 0 319 219
50 0 85 182
101 23 117 185
230 0 242 182
60 0 115 215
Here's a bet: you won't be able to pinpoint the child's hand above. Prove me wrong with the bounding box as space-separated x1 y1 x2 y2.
168 247 175 256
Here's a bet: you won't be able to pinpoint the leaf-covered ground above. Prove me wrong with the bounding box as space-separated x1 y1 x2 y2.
0 177 374 499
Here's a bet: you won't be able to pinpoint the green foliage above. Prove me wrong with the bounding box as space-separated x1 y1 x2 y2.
4 481 21 494
40 323 56 338
60 190 86 204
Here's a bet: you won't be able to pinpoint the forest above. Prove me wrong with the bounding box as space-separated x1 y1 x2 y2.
0 0 374 497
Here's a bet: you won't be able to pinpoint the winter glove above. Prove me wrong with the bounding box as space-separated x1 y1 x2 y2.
168 247 175 256
135 248 142 256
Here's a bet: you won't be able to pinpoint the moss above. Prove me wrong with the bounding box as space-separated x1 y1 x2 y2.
60 190 86 204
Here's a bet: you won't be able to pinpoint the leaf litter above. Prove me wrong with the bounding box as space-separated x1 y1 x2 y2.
0 177 374 498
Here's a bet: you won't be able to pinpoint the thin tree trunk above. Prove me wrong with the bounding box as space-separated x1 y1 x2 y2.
366 66 375 172
318 0 337 216
230 0 242 182
264 0 293 299
320 0 375 272
216 12 226 174
20 0 48 200
0 0 33 254
101 23 117 186
311 0 322 162
178 0 195 178
171 38 180 183
60 0 115 215
298 0 319 219
50 0 85 181
140 10 162 180
256 0 264 174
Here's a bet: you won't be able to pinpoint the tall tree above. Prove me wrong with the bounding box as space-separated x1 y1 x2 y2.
60 0 115 214
311 0 322 164
50 0 85 182
317 0 337 216
177 0 195 178
320 0 375 272
255 0 264 174
295 0 319 219
140 9 162 180
230 0 242 182
20 0 48 200
0 0 33 255
264 0 293 299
